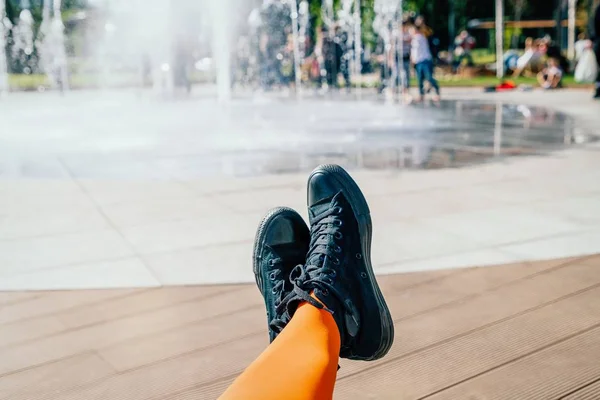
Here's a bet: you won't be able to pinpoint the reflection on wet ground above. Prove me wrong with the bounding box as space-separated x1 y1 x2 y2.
0 91 596 179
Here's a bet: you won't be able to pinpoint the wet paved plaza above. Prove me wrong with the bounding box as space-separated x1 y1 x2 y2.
0 88 599 290
0 90 596 179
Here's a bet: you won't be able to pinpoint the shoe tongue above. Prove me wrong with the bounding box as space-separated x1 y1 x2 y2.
308 191 343 221
270 243 304 262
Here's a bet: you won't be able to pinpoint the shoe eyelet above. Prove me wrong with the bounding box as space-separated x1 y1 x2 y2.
271 288 278 294
360 272 368 279
356 253 362 260
330 270 337 277
333 258 340 265
335 245 342 253
334 232 343 240
334 206 343 214
322 289 329 296
268 260 275 267
269 272 276 280
334 220 343 227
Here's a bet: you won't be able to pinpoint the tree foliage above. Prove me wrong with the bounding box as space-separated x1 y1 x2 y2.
4 0 594 51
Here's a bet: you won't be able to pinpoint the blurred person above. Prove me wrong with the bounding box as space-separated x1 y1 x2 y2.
537 57 563 89
414 15 433 39
233 35 252 88
504 49 520 74
257 1 292 90
311 27 326 88
575 33 589 61
544 37 570 73
279 32 296 87
219 165 394 400
173 39 192 93
574 39 597 83
321 26 344 89
452 30 475 73
374 27 391 94
415 15 439 63
337 26 353 90
513 38 543 77
592 2 600 99
410 24 440 102
397 19 413 100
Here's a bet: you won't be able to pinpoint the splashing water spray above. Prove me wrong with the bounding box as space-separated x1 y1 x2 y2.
0 0 11 94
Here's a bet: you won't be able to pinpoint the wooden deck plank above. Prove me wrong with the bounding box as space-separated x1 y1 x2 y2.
96 262 534 372
0 256 597 399
334 285 600 399
384 260 557 321
562 379 600 400
0 316 66 348
337 260 600 378
0 286 261 376
56 285 236 329
160 379 235 400
99 305 266 371
0 353 115 400
426 326 600 400
376 268 460 293
0 288 144 325
0 292 42 307
36 335 268 400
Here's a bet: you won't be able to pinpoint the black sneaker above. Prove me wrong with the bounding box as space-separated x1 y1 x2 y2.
594 87 600 99
280 164 394 361
253 207 310 342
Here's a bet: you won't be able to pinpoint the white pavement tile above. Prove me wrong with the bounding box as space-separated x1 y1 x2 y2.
0 209 109 240
421 205 585 247
355 165 520 200
376 248 525 275
184 173 306 195
77 180 195 206
0 179 81 195
466 180 570 205
210 187 306 214
119 213 262 255
99 196 230 228
144 242 254 285
356 171 452 197
0 229 134 276
0 158 72 179
0 181 96 215
534 195 600 226
62 158 173 180
0 258 160 290
371 220 481 266
541 170 600 195
500 230 600 261
368 187 507 222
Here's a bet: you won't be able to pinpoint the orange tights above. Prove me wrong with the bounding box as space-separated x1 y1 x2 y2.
219 302 341 400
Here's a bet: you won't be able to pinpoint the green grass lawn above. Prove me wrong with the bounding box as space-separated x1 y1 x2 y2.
8 72 593 91
433 75 591 88
471 49 498 65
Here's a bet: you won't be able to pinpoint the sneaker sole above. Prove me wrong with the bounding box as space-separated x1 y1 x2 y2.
309 165 395 361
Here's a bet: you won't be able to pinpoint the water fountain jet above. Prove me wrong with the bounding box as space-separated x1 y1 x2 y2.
37 0 69 91
0 0 11 94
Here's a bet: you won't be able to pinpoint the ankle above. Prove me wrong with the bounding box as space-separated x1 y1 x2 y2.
296 300 342 345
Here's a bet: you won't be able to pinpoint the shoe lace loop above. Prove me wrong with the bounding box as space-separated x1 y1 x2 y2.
267 257 292 334
276 201 355 319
